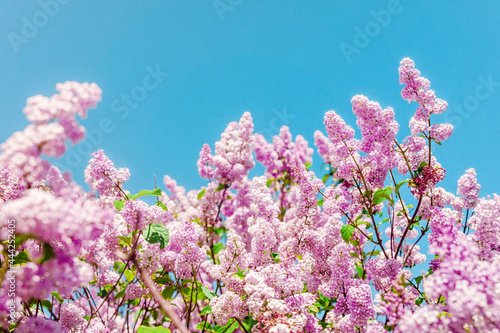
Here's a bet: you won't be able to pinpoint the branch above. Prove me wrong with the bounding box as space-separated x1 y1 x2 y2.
132 255 189 333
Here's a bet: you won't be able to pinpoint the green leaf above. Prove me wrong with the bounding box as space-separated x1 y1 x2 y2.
415 276 423 285
266 179 273 187
322 174 330 183
200 305 212 315
395 179 410 195
197 189 206 200
304 162 313 170
242 317 258 331
216 320 239 333
114 200 125 211
356 266 364 278
15 234 32 248
215 183 230 192
131 189 162 200
13 250 30 265
308 305 319 313
40 243 55 263
51 291 63 304
373 193 394 205
40 300 52 311
155 201 168 211
196 322 216 332
355 220 371 227
415 161 428 175
235 267 245 279
137 326 171 333
161 285 176 300
144 223 170 249
213 243 224 255
340 225 355 244
202 285 217 300
271 252 280 263
317 198 324 207
117 235 132 247
115 289 125 299
124 269 135 283
213 227 225 237
154 276 171 285
372 187 394 205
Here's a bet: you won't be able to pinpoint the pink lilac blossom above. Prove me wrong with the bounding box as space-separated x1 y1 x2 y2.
399 238 500 332
85 149 130 198
366 258 404 293
0 160 26 202
210 291 247 325
428 208 463 251
254 125 313 179
351 95 399 171
3 61 500 332
197 112 255 184
453 168 482 211
1 82 101 184
374 274 418 328
347 282 375 326
221 177 254 247
210 229 249 294
322 110 361 181
291 163 324 219
0 186 111 300
411 164 446 196
468 194 500 261
429 123 453 142
398 58 447 121
59 302 86 331
16 316 65 333
314 130 336 165
161 220 206 279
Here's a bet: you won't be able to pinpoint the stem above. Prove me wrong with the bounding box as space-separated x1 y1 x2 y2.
132 256 189 333
352 179 388 259
394 193 424 258
220 319 237 333
394 139 415 180
235 318 249 333
338 207 377 245
402 220 429 267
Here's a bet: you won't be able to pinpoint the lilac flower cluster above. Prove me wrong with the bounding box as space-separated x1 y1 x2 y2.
85 149 130 198
1 60 499 333
254 125 314 179
197 112 255 184
1 82 101 184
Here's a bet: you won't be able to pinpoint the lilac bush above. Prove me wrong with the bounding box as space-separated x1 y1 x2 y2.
0 58 499 333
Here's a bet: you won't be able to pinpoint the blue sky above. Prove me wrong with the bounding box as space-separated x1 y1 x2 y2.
1 0 499 200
